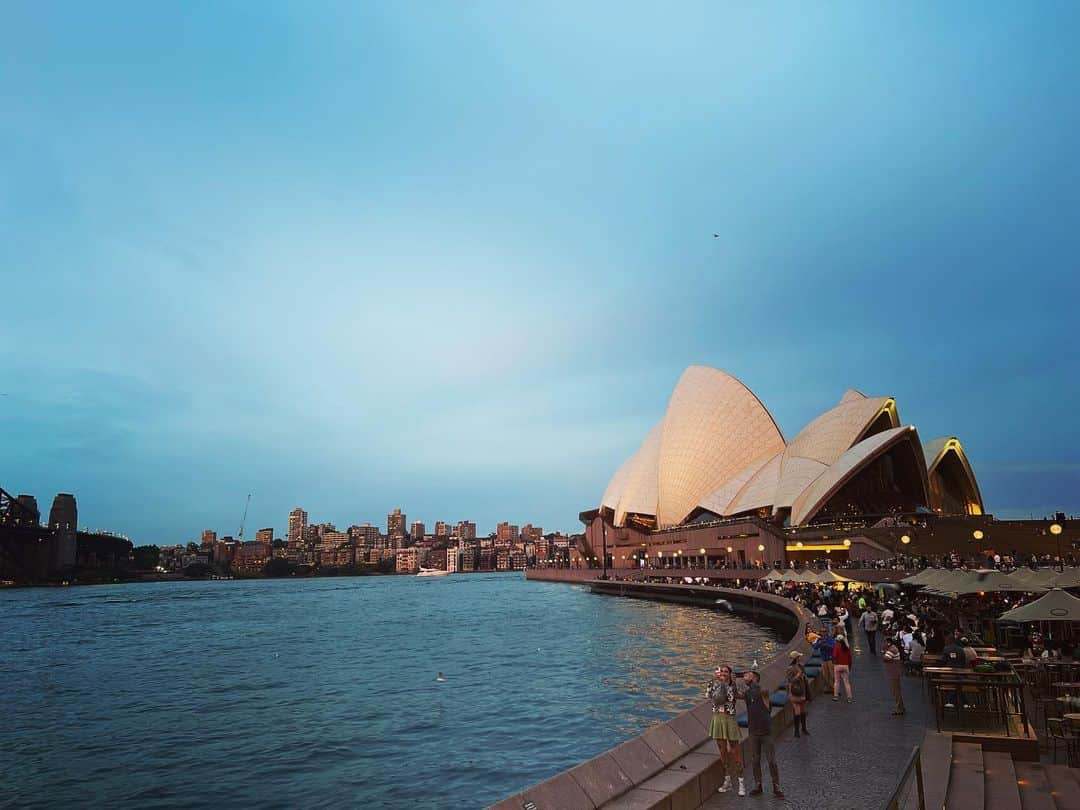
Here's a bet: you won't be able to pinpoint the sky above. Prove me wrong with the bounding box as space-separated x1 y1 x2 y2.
2 2 1078 544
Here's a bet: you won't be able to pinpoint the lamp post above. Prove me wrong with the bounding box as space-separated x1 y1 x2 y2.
1050 523 1063 572
600 513 608 580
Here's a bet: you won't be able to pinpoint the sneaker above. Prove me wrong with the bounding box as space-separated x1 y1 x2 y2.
944 702 955 709
847 697 853 704
832 695 839 701
738 778 746 797
773 788 785 798
718 776 732 793
749 786 764 796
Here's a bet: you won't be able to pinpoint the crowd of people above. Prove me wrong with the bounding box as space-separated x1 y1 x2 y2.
701 573 1075 800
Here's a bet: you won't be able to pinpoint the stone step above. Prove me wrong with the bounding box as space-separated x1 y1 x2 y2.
945 742 984 809
981 751 1021 810
921 732 953 810
1041 764 1080 810
1013 762 1057 810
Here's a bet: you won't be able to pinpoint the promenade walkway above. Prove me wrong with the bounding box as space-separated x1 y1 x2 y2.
703 628 932 810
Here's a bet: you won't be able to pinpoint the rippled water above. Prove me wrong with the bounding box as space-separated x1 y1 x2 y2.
0 573 785 808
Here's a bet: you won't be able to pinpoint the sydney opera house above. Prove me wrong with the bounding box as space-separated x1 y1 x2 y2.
578 365 997 569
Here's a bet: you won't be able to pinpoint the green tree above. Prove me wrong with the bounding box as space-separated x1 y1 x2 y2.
132 545 160 569
183 562 214 578
263 557 295 577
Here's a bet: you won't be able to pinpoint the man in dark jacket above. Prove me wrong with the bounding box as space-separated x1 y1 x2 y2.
739 670 783 798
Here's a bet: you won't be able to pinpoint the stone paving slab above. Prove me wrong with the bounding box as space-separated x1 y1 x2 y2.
701 627 932 810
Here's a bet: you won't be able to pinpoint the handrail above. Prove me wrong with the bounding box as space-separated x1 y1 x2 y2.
884 745 925 810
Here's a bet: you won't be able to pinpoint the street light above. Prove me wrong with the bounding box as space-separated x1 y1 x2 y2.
901 535 911 545
972 529 984 541
843 539 851 548
600 514 609 580
1050 523 1063 572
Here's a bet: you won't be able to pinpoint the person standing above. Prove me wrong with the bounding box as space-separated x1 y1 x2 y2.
786 651 811 738
860 606 879 654
739 669 783 798
814 628 836 692
706 666 745 796
882 639 906 715
832 634 854 703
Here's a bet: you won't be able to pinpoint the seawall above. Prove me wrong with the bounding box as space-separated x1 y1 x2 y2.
490 572 822 809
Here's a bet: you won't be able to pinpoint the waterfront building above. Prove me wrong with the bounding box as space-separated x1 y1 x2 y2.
396 547 419 574
287 508 308 546
411 521 425 542
446 547 459 572
201 529 217 546
456 520 477 541
496 522 519 545
580 365 995 569
434 521 450 538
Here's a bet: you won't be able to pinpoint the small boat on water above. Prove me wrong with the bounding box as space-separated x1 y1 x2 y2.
416 568 451 577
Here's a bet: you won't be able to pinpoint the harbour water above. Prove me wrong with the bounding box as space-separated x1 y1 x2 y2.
1 573 785 808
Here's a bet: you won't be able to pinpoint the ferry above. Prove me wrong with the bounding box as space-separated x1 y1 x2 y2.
416 567 451 577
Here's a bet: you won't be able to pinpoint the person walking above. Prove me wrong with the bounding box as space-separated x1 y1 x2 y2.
786 650 810 738
832 634 854 703
739 669 783 798
706 666 745 796
860 606 879 654
882 639 906 715
814 628 836 692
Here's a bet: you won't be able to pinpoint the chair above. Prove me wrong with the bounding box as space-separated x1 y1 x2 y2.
1046 719 1080 767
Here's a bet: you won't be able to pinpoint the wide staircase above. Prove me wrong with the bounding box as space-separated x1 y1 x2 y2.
910 732 1079 810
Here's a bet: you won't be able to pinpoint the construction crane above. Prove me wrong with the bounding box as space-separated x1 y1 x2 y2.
238 493 252 541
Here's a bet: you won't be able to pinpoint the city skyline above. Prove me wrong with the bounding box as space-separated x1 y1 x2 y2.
4 4 1079 544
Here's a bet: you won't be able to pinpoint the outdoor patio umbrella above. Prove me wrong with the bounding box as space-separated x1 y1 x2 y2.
998 588 1080 623
813 569 852 584
761 569 787 581
1049 568 1080 589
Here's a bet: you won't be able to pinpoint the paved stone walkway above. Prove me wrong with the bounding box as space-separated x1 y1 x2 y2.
702 628 932 810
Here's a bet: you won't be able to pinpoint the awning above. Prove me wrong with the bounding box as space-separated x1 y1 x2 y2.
998 588 1080 622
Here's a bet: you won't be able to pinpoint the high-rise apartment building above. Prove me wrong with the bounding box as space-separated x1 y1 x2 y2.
201 529 217 546
410 521 425 542
521 524 543 543
288 508 308 546
255 528 274 544
348 524 380 549
496 522 519 544
434 521 450 538
456 521 477 540
387 508 407 544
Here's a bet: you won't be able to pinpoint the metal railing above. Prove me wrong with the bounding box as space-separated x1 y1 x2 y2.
884 745 925 810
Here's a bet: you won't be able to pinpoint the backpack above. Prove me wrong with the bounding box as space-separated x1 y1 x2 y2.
789 679 805 697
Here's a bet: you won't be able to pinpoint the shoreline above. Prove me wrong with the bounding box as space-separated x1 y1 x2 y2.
489 571 820 809
0 568 523 591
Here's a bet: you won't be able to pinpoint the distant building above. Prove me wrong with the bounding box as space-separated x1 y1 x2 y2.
496 522 519 544
521 524 542 543
349 524 380 549
396 547 419 574
456 521 477 541
434 521 450 538
446 547 459 572
14 495 39 527
255 528 274 544
411 521 425 542
201 529 217 546
288 508 308 546
388 508 407 545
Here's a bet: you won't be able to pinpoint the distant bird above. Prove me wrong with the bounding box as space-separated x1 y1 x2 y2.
713 233 720 238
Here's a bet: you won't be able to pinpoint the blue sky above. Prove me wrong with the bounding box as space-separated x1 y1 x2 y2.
2 3 1078 543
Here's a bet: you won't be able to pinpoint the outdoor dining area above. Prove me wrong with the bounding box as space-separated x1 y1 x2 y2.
901 567 1080 766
